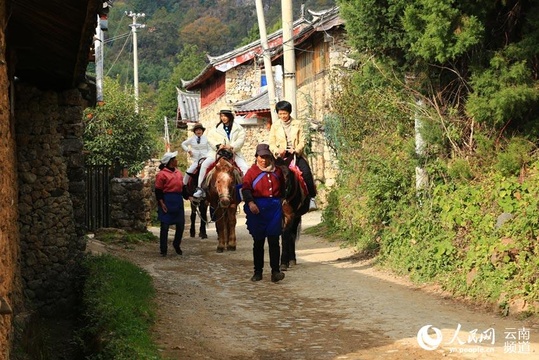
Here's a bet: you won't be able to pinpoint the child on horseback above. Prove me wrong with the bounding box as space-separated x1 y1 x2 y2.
193 109 249 199
181 122 210 187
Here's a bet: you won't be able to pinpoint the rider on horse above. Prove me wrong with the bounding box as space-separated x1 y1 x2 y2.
182 122 210 186
268 100 317 205
193 109 249 199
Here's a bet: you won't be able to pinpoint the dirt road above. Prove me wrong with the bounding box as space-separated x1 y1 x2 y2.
97 210 539 359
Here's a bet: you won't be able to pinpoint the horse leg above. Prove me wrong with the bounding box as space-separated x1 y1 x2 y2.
280 231 291 270
226 206 237 251
215 209 225 253
199 202 208 239
288 216 302 266
189 203 196 237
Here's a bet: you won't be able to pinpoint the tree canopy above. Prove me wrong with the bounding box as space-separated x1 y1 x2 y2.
338 0 539 137
83 78 156 175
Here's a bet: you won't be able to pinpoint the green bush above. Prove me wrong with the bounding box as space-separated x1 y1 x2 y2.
83 78 157 175
323 49 539 316
495 137 533 177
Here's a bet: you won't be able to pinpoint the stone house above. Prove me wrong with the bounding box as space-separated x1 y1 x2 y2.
181 7 356 203
0 0 104 357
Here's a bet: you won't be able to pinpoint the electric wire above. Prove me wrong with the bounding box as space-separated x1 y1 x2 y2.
106 32 132 76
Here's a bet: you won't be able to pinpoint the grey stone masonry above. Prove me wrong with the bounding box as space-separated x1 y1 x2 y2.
110 178 149 231
15 83 86 316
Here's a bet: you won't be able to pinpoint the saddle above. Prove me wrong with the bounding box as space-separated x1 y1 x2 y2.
281 154 308 200
202 149 242 189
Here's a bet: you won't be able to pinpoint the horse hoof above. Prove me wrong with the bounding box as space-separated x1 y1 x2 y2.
216 248 224 253
190 232 195 238
200 233 208 239
227 246 236 251
280 264 288 272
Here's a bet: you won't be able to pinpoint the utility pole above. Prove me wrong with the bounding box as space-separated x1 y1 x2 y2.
405 73 428 192
255 0 278 124
281 0 297 117
164 116 170 151
95 17 104 102
125 11 145 114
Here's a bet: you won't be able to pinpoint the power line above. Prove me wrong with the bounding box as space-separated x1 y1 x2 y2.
106 32 132 76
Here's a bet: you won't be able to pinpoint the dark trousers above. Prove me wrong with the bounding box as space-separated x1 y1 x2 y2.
160 221 184 255
295 156 317 197
253 236 280 274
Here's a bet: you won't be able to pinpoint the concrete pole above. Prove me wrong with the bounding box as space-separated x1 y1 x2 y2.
164 116 170 151
126 11 145 114
255 0 278 123
415 99 428 190
95 16 104 102
405 73 428 192
281 0 297 117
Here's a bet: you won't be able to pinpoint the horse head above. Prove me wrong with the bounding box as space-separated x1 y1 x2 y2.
206 148 240 253
209 155 238 208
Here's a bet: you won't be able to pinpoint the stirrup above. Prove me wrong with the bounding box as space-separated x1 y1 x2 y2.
308 198 317 211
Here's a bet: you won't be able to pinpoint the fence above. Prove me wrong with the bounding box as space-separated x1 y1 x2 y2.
85 165 111 232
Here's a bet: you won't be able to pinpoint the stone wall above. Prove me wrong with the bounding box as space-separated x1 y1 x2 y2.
15 83 86 316
110 178 150 231
0 0 21 356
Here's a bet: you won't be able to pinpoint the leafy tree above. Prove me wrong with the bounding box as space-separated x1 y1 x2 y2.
338 0 539 139
139 8 182 66
83 77 157 175
155 44 207 122
151 45 207 150
240 23 261 47
180 16 231 54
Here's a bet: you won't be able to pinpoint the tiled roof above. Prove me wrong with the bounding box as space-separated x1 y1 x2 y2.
176 88 200 123
233 87 283 113
233 90 270 113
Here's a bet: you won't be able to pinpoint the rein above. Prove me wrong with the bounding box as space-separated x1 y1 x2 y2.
191 199 231 225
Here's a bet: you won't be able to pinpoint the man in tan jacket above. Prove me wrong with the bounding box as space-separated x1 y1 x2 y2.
268 100 317 199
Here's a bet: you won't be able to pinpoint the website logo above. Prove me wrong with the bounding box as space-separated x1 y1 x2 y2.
417 325 443 351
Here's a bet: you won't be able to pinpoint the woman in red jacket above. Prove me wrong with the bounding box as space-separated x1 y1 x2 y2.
241 144 286 282
155 151 185 256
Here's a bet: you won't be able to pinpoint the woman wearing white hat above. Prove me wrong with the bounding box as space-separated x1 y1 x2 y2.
155 151 185 256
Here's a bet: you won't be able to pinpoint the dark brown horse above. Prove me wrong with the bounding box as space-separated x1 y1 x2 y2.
204 149 242 253
184 158 208 239
276 155 310 270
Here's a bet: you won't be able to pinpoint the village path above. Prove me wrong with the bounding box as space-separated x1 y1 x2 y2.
94 209 539 360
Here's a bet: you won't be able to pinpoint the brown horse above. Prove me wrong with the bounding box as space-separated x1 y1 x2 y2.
204 149 242 253
276 155 310 270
